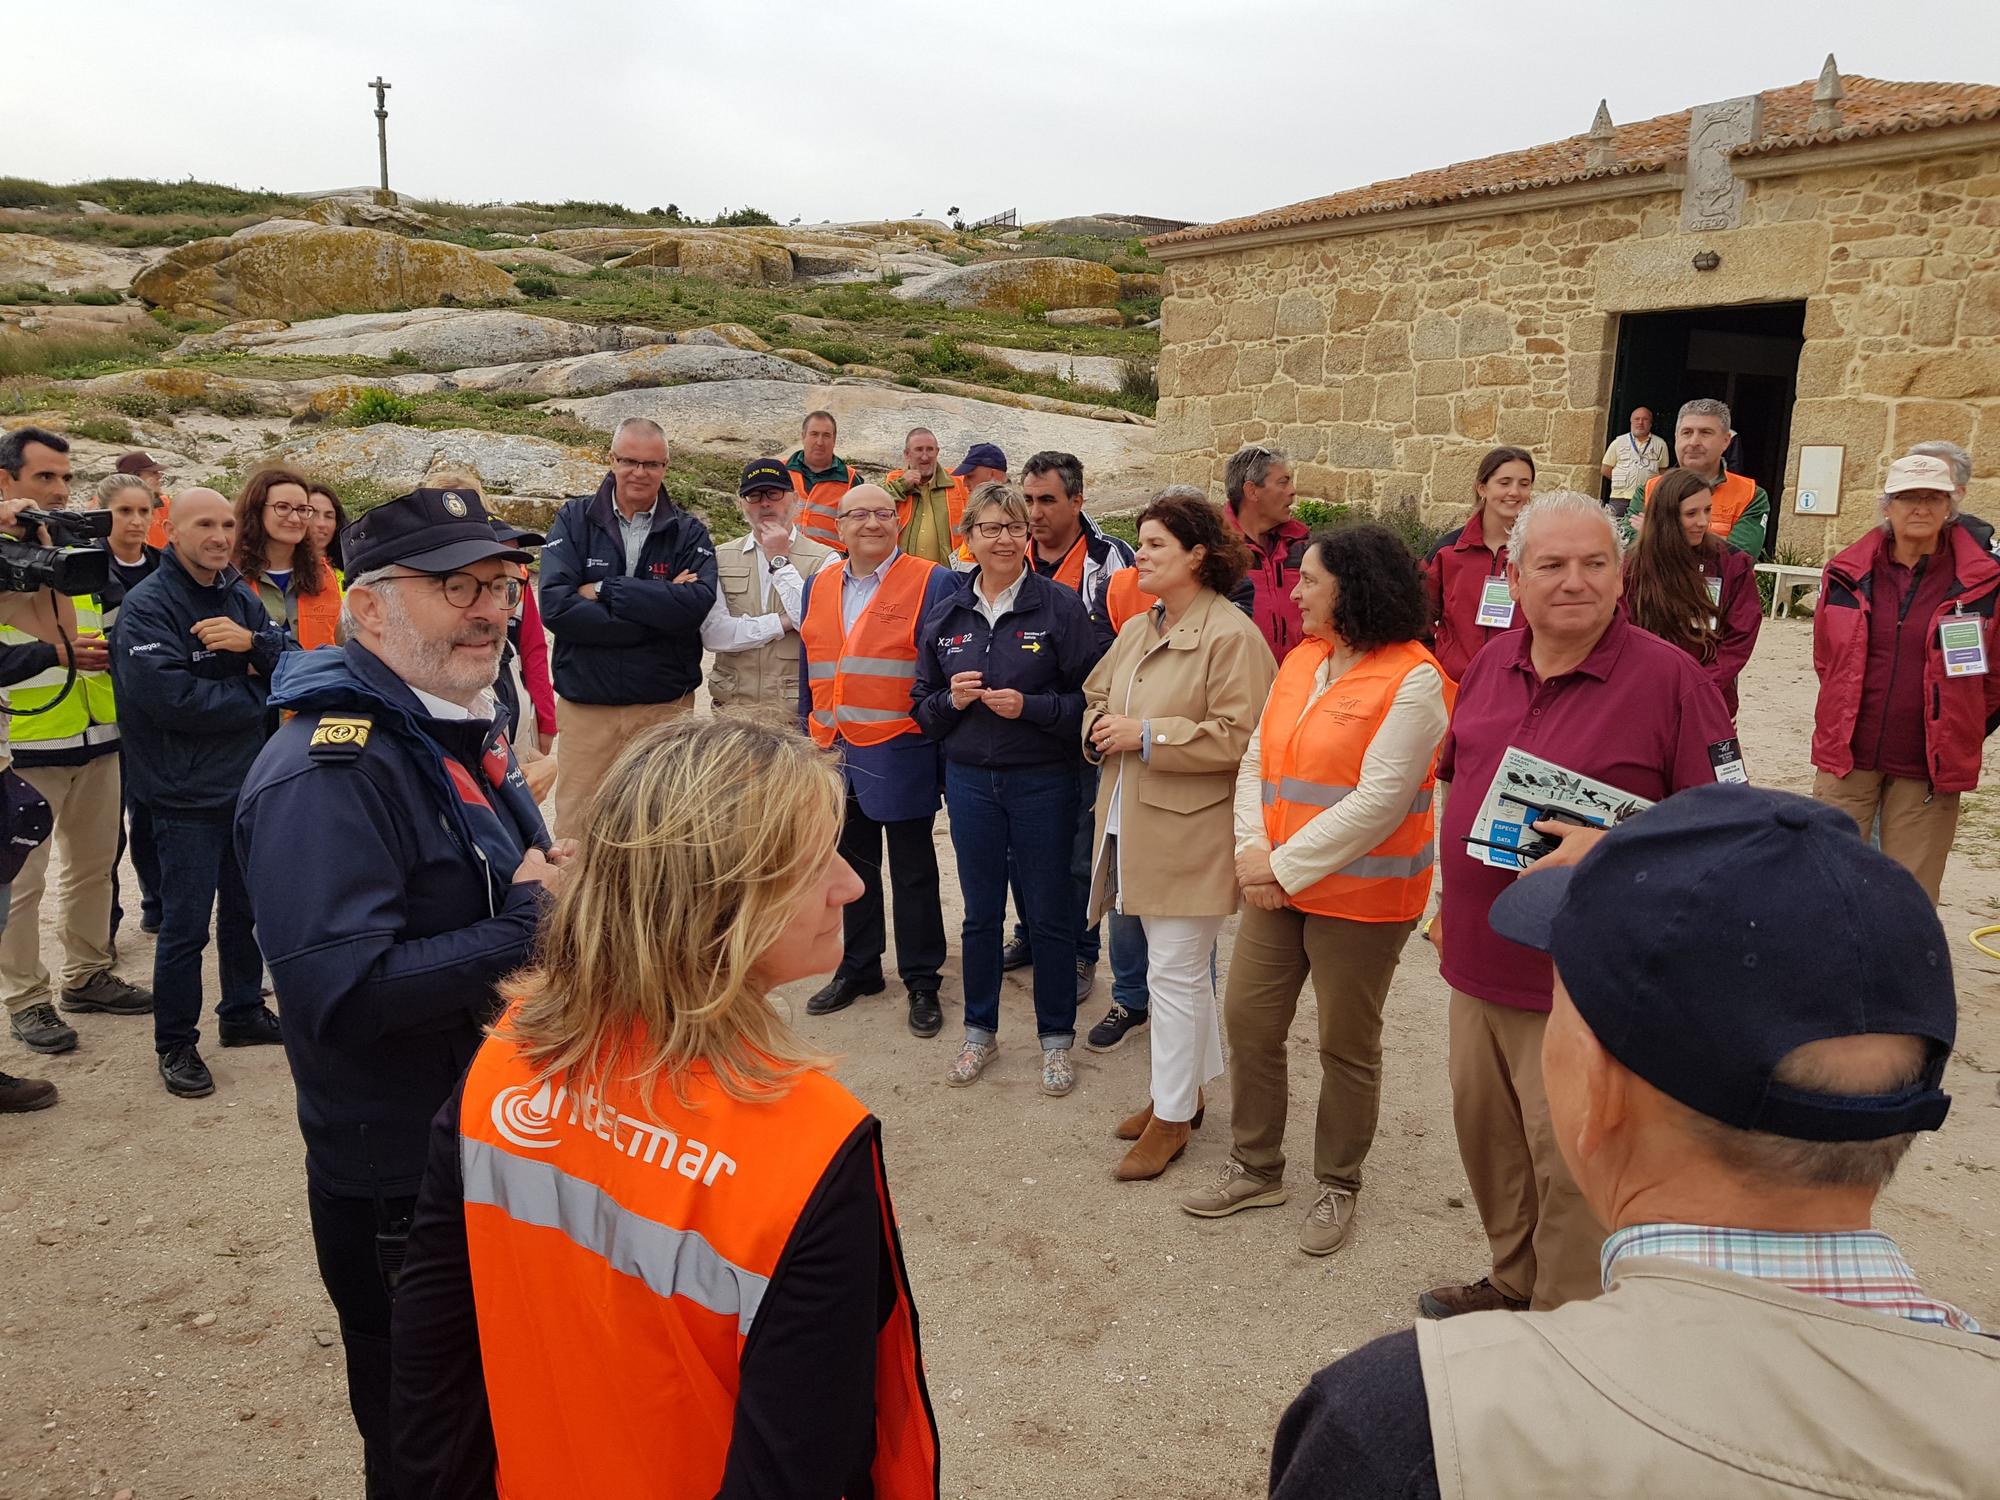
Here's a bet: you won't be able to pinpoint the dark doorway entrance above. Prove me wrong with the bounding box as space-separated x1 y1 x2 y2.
1605 301 1806 554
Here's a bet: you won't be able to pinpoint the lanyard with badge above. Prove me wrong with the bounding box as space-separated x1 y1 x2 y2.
1476 567 1515 630
1940 605 1989 677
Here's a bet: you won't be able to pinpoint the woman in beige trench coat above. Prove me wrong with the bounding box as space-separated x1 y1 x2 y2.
1084 487 1276 1182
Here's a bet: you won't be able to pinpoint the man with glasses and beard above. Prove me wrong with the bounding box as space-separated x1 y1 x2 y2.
234 487 571 1500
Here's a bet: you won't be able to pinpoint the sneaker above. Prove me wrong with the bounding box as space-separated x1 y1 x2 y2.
1074 961 1096 1003
1299 1186 1357 1257
1000 937 1033 972
8 1003 78 1055
1085 1003 1149 1054
1180 1159 1291 1219
158 1044 215 1099
1417 1277 1529 1320
0 1069 57 1112
59 971 154 1016
218 1005 283 1048
945 1039 998 1087
1040 1046 1074 1097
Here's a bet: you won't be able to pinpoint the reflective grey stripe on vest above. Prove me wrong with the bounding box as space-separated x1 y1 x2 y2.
811 709 836 727
837 655 917 679
1333 847 1436 880
835 704 911 723
1264 779 1434 816
461 1135 769 1336
807 662 837 681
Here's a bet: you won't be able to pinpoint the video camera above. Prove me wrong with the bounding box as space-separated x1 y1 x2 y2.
0 508 112 595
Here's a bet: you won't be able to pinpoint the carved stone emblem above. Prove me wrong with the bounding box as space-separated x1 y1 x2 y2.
1682 95 1762 232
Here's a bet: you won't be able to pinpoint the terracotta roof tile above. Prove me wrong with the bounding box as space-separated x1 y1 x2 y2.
1149 76 2000 250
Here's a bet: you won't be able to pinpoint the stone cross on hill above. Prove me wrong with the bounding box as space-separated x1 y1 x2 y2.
369 76 392 199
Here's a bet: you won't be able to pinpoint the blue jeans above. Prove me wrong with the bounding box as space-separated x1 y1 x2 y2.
948 762 1079 1049
1109 910 1150 1013
1007 763 1102 965
152 812 264 1052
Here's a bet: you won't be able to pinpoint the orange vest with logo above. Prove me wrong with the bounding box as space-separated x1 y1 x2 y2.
789 464 858 554
1105 567 1147 633
1645 469 1757 543
458 1031 940 1500
1259 637 1453 922
801 553 936 748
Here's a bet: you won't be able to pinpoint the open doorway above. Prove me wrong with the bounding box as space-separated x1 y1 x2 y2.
1604 301 1806 554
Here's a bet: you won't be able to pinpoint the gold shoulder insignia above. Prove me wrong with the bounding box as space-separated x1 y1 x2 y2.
308 714 373 759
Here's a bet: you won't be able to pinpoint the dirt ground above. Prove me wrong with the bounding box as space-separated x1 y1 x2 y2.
2 617 1997 1500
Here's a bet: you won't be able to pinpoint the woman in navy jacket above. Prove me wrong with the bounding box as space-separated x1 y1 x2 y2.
916 484 1102 1097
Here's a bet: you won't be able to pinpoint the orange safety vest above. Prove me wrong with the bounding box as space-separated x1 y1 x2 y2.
801 553 937 748
883 469 969 559
1028 533 1088 594
1105 567 1148 633
1258 637 1454 922
1644 468 1758 543
145 496 172 551
789 462 858 554
458 1030 940 1500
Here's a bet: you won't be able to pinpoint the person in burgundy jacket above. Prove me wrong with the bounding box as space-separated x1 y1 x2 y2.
1221 445 1310 660
1423 447 1535 682
1811 453 2000 905
1622 467 1762 717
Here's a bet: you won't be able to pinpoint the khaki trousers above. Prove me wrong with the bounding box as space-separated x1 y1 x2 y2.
1 754 121 1013
1223 903 1416 1192
1812 768 1959 904
1447 988 1605 1310
552 696 692 840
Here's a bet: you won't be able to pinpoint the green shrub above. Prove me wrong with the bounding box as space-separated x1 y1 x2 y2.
0 326 170 379
712 206 776 227
1292 499 1352 530
514 274 558 300
1121 358 1158 404
385 347 421 368
207 389 267 418
1019 299 1048 319
71 289 124 306
911 334 984 377
67 415 136 444
0 177 78 210
340 387 417 426
1754 542 1821 613
805 339 871 367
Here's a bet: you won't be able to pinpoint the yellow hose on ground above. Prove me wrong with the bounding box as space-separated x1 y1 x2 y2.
1968 925 2000 962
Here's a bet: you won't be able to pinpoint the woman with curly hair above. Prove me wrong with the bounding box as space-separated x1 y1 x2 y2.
233 468 341 649
1183 524 1452 1253
1624 467 1761 716
1083 487 1276 1181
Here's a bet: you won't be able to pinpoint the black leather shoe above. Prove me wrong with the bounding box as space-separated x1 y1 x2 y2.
907 987 943 1038
159 1044 215 1098
218 1005 283 1047
806 974 885 1016
1000 937 1033 972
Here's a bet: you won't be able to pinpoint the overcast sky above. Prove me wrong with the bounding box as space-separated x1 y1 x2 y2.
21 0 2000 226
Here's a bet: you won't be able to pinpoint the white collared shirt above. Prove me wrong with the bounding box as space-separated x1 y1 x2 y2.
408 684 495 722
973 569 1026 629
699 529 824 654
840 548 902 634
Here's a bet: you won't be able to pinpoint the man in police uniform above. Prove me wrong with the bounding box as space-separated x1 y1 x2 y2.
235 486 571 1500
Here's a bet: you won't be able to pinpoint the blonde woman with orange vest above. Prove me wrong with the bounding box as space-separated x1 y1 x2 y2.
390 717 941 1500
1183 525 1451 1254
795 484 958 1036
1085 488 1275 1182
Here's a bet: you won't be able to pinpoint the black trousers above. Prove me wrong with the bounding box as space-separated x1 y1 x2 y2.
835 784 945 988
307 1185 417 1500
111 758 161 939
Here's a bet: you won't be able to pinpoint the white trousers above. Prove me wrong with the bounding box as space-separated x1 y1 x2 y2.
1141 913 1227 1121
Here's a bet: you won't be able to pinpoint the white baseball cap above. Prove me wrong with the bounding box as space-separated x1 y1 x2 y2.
1884 454 1956 495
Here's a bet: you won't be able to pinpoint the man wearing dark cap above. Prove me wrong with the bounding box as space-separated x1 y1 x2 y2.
700 458 834 721
234 485 567 1500
112 487 293 1098
1271 784 1995 1500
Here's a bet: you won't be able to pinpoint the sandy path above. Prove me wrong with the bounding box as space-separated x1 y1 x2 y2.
2 617 1996 1500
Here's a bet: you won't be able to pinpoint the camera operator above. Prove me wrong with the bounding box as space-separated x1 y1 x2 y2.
0 428 151 1062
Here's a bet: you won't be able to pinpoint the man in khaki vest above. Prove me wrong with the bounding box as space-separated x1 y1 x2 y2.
699 459 832 721
1270 784 1996 1500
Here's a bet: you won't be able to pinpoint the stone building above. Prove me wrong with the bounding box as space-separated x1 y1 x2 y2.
1146 64 2000 554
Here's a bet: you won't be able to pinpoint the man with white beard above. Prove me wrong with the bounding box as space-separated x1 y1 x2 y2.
234 486 571 1500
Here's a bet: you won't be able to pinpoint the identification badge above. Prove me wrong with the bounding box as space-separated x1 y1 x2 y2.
1939 615 1988 678
1476 575 1516 630
1705 575 1722 608
1708 737 1749 785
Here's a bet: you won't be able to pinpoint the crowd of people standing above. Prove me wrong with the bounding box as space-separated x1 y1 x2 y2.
0 392 1994 1497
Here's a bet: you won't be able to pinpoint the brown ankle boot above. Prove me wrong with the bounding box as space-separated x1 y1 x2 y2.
1115 1117 1191 1181
1115 1091 1205 1141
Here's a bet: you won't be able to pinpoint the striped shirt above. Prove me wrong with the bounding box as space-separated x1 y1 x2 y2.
1603 1223 1983 1334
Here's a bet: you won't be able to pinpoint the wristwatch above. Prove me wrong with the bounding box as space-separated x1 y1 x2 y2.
766 554 791 574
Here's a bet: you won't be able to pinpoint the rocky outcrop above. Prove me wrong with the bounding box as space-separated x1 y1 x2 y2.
133 225 518 321
890 257 1120 313
297 198 444 236
547 380 1161 500
0 234 156 294
167 308 662 367
678 323 772 352
473 247 593 276
609 236 793 286
959 343 1130 394
919 379 1150 425
1044 308 1126 329
263 424 606 498
440 343 826 397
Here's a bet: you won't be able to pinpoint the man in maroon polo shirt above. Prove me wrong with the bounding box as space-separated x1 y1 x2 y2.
1423 491 1735 1319
1222 445 1310 659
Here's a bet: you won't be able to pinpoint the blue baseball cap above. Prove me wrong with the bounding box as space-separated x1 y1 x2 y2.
952 442 1007 477
1489 783 1954 1142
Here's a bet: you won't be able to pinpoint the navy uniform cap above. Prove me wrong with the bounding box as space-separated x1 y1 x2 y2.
1489 783 1955 1142
343 488 532 576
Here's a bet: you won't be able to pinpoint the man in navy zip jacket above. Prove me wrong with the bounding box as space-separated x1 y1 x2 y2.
112 488 293 1100
538 416 717 837
234 487 567 1500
